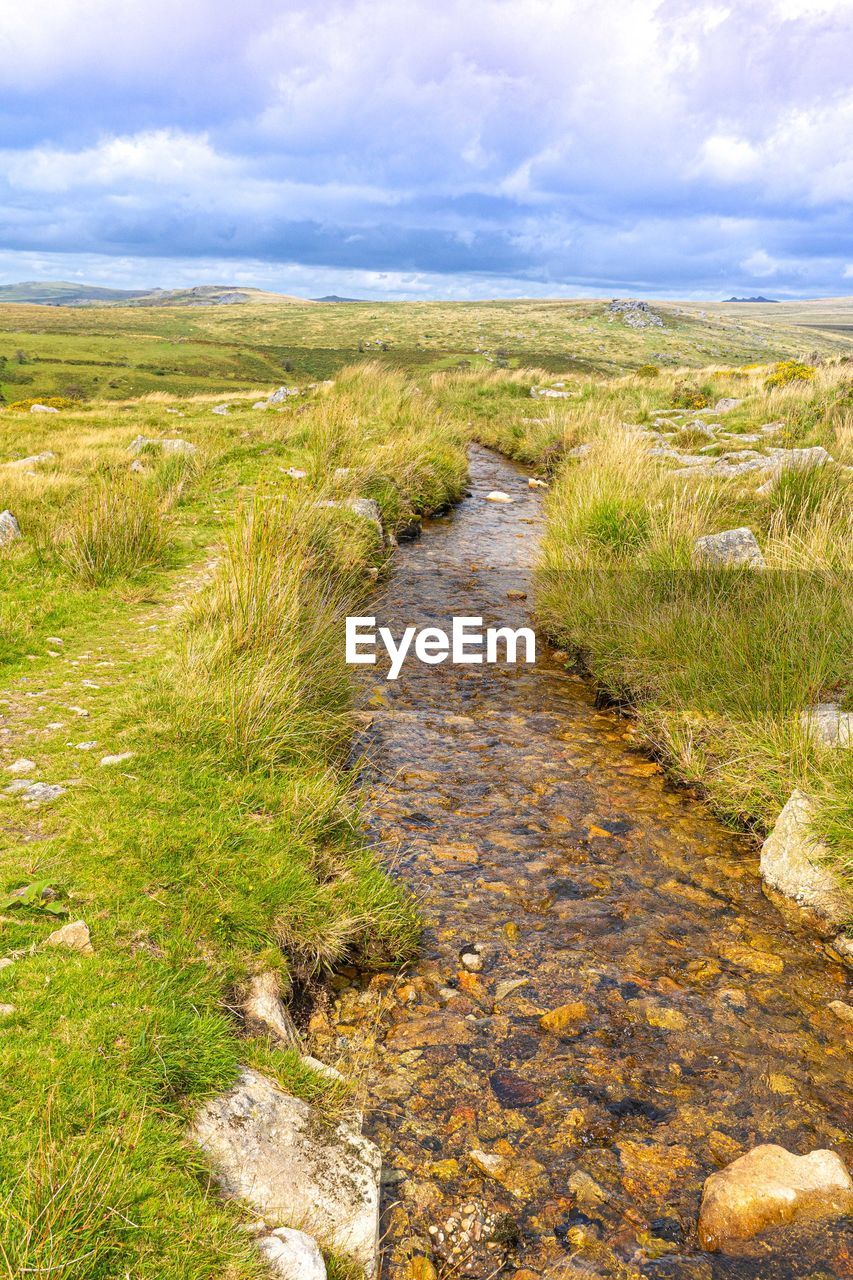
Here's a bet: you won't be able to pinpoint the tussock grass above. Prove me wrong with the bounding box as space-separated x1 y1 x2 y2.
51 472 172 585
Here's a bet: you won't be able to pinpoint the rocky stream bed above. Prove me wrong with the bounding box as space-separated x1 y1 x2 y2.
307 446 852 1279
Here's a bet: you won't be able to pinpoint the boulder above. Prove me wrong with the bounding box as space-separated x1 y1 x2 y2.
212 405 230 416
698 1144 853 1251
800 703 852 749
0 511 22 546
30 403 60 414
693 527 765 568
712 398 742 413
268 386 300 403
760 790 850 934
777 445 833 472
129 436 197 456
191 1068 381 1275
258 1227 327 1280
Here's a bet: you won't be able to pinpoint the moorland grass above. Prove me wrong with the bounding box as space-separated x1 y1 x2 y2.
0 366 467 1277
442 363 852 895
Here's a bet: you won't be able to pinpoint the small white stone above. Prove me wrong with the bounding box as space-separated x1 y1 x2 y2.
99 751 134 767
258 1227 327 1280
485 491 513 503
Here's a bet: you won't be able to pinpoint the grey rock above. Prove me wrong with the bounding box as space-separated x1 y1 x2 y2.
258 1228 327 1280
212 404 230 415
712 398 742 413
800 703 852 749
268 386 300 403
2 451 55 469
191 1068 381 1274
5 780 65 805
530 387 572 399
760 790 851 933
129 436 197 456
29 403 60 414
0 511 22 545
694 527 765 568
5 758 36 775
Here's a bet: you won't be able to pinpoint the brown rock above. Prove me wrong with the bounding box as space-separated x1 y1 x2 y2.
43 920 93 954
386 1016 474 1051
699 1144 853 1251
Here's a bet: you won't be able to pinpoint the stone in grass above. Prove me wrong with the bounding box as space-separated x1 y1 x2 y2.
258 1227 327 1280
128 435 197 456
0 511 22 545
44 920 94 955
712 398 742 413
99 751 134 767
212 404 230 415
800 703 852 749
698 1144 853 1251
268 386 300 403
2 451 55 469
693 527 765 568
5 780 65 805
5 758 36 775
191 1068 381 1275
242 971 300 1048
30 404 60 414
760 790 851 936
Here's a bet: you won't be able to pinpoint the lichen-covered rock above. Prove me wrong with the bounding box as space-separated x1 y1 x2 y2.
760 790 850 934
712 398 742 413
191 1068 381 1275
800 703 852 749
693 527 765 568
698 1144 853 1250
268 386 300 403
2 451 55 469
0 511 22 545
258 1227 327 1280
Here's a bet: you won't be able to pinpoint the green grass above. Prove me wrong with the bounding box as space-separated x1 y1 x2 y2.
0 366 467 1277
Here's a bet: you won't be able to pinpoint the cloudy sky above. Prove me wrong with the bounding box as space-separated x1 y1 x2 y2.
1 0 852 299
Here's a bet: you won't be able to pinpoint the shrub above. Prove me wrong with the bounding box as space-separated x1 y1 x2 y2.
6 396 77 412
671 382 712 410
637 364 660 378
765 360 815 389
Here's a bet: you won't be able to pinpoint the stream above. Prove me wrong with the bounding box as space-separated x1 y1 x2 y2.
315 446 851 1280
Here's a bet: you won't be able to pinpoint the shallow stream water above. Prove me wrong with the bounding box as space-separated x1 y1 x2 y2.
316 447 851 1280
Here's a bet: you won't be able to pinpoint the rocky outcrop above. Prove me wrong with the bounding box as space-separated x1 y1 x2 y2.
693 527 765 568
698 1144 853 1250
0 511 22 545
191 1068 381 1275
760 790 850 935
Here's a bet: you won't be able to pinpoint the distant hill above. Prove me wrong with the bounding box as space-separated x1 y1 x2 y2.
0 281 308 307
312 295 365 303
0 281 150 305
725 295 778 303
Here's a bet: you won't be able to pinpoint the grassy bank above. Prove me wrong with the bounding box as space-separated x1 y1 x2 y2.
441 362 853 897
0 367 467 1277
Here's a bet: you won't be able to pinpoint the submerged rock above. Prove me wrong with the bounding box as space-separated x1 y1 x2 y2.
698 1144 853 1250
693 527 765 569
760 790 850 935
485 491 513 503
191 1068 381 1275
